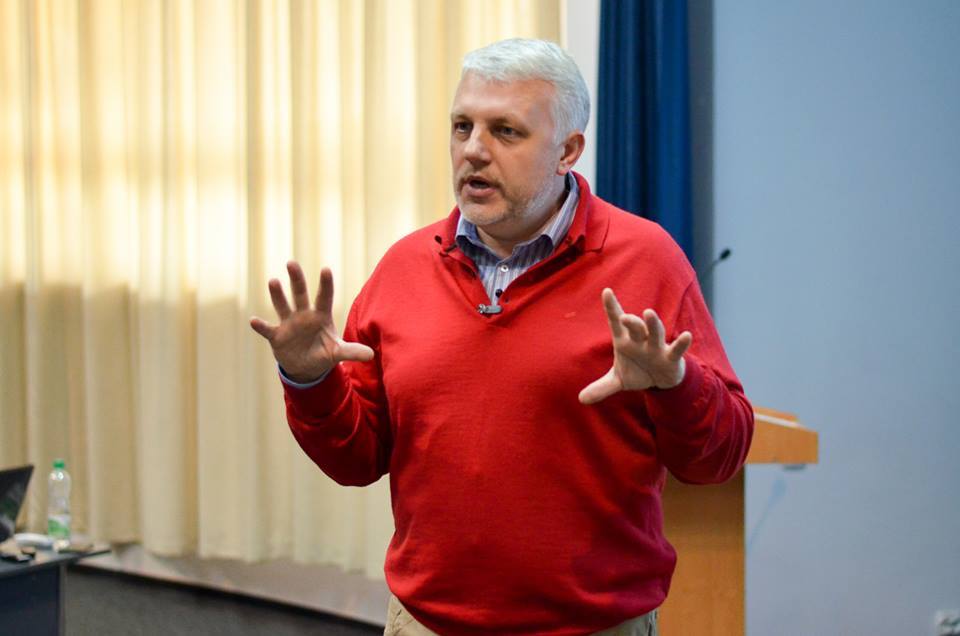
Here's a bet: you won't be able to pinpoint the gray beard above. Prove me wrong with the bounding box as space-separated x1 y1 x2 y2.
518 178 562 225
459 177 562 232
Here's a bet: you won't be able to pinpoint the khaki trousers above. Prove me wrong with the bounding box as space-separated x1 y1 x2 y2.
383 595 658 636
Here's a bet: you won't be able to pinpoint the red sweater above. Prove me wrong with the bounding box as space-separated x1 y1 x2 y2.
283 175 753 635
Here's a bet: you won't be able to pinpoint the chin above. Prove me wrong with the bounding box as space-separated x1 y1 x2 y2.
458 202 510 228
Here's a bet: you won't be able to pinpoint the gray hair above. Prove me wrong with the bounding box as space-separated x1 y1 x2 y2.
461 38 590 143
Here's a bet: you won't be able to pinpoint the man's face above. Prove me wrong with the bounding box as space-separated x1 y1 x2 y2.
450 73 566 236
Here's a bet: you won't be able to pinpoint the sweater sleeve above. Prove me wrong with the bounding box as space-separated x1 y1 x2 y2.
282 298 392 487
643 280 754 484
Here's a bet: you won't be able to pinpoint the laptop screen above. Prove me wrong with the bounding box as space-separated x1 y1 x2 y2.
0 465 34 543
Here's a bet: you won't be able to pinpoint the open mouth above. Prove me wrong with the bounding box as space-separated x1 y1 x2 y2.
463 176 496 197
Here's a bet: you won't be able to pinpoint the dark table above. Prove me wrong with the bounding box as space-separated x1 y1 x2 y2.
0 546 109 635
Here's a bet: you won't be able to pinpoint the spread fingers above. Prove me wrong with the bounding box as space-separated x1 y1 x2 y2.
315 267 334 315
643 309 666 347
667 331 693 362
268 278 292 319
602 288 625 337
620 313 649 342
287 261 311 311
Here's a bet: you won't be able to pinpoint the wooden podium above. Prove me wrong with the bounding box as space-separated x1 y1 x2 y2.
657 407 818 635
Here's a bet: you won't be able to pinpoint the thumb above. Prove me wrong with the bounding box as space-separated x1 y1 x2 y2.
578 368 621 405
249 316 276 341
338 341 375 362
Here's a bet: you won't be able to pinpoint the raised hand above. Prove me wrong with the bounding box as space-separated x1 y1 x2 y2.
250 262 374 383
578 288 693 405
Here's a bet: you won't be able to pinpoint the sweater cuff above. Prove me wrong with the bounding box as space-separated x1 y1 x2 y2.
278 364 331 388
281 363 352 423
642 355 707 431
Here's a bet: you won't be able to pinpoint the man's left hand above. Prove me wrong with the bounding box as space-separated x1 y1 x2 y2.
578 288 693 405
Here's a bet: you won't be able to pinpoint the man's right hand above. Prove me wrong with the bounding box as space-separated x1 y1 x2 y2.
250 261 374 383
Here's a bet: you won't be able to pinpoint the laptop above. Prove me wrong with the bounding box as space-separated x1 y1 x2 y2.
0 465 34 543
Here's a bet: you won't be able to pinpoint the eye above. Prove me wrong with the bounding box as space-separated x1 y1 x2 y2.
452 121 471 135
497 126 518 137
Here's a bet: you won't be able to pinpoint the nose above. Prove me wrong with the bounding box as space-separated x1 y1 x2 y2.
463 129 491 165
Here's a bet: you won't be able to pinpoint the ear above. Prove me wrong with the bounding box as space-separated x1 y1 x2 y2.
556 131 586 176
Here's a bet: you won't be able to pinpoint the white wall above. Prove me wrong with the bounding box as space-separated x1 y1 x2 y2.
710 1 960 634
563 0 599 187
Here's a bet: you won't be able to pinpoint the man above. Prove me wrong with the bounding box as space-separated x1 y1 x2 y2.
251 38 753 636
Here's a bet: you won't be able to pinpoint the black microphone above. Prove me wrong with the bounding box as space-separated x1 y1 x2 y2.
698 248 732 286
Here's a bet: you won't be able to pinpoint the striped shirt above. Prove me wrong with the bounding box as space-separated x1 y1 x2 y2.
455 173 580 306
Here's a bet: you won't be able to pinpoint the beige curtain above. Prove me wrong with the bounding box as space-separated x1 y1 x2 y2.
0 0 560 576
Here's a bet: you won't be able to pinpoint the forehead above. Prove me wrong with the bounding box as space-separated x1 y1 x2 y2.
451 72 555 124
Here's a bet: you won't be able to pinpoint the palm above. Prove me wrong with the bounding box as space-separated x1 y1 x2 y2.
268 310 336 373
579 289 692 405
250 262 373 383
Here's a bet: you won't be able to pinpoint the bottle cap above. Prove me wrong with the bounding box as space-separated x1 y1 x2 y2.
53 458 65 469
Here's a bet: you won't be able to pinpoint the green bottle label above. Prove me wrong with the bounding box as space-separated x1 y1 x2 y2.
48 517 71 540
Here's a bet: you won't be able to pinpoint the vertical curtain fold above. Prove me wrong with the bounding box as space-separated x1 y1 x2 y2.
0 0 560 576
597 0 693 258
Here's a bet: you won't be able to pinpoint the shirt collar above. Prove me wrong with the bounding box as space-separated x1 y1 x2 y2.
455 173 580 256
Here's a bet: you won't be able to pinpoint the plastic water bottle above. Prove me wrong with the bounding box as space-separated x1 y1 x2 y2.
47 458 72 548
